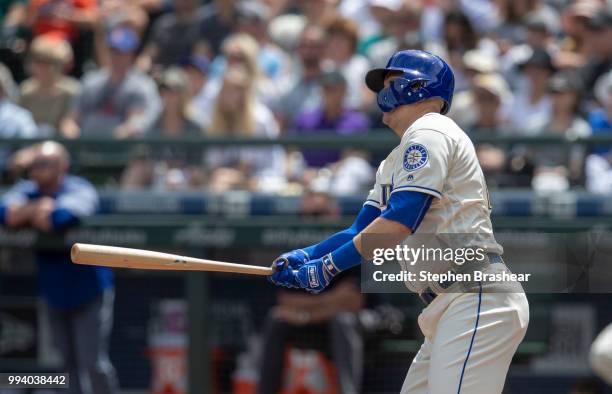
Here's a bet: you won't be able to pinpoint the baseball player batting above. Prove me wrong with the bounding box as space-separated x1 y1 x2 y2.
269 50 529 393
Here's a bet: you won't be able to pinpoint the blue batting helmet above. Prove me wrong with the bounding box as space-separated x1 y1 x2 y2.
365 50 455 114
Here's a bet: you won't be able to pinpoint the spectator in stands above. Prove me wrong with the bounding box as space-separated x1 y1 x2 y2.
442 8 479 56
183 54 213 128
469 74 529 189
60 26 161 139
234 1 290 84
18 35 79 136
503 48 554 135
589 71 612 135
275 24 326 129
26 0 98 76
204 65 285 193
585 71 612 194
532 71 591 191
257 270 365 394
292 69 369 168
152 67 201 138
545 70 591 138
208 32 278 107
0 62 37 138
323 17 370 109
448 50 502 127
0 141 117 394
579 8 612 98
137 0 208 73
469 73 512 132
122 68 204 190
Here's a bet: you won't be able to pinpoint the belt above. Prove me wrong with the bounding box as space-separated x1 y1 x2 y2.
418 253 504 306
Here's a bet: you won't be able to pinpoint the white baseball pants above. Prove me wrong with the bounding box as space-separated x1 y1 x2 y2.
400 288 529 394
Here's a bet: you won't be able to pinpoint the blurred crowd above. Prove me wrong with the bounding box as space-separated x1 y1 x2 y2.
1 0 612 196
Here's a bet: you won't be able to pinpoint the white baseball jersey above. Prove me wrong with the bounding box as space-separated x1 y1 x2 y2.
368 113 529 394
365 112 502 254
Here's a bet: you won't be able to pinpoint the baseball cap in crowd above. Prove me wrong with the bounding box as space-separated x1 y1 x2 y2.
519 48 555 72
320 69 347 88
107 26 140 53
547 70 584 93
29 35 73 66
268 14 307 51
159 67 189 92
473 73 511 103
463 50 499 74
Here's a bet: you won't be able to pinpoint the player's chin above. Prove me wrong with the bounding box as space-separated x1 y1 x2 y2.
382 110 394 126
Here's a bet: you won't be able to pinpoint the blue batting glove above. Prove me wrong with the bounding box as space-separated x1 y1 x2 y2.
268 249 309 288
295 254 341 294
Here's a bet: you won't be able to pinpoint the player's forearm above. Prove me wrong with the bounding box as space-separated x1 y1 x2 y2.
316 217 411 274
304 204 380 259
303 228 359 259
354 217 412 260
316 193 427 273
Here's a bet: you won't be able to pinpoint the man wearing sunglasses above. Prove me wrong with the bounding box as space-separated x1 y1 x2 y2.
0 141 117 394
269 50 529 393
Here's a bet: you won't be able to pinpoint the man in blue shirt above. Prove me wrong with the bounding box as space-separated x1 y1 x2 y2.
0 141 117 394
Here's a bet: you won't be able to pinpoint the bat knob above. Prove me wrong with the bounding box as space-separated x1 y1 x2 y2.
272 257 289 273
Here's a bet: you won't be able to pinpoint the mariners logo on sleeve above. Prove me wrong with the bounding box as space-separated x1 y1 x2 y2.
403 144 429 172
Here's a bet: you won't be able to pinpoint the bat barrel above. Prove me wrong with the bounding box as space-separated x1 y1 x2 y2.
71 243 274 276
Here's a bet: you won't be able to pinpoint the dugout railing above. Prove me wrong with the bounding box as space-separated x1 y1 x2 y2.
0 131 611 185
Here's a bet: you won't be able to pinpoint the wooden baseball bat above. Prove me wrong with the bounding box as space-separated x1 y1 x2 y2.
71 243 273 276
